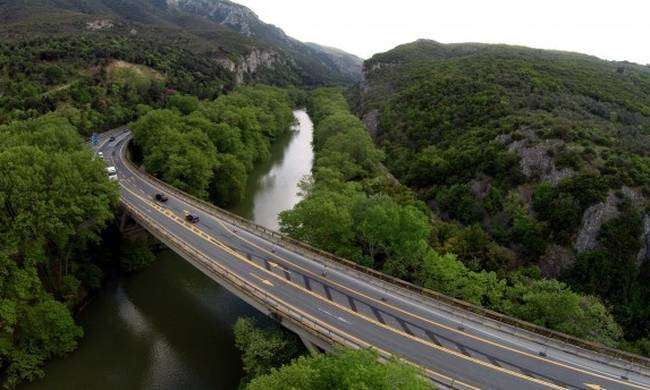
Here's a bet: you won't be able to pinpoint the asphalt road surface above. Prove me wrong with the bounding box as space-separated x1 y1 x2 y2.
98 130 650 390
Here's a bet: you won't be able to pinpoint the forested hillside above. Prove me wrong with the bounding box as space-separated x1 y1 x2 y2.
0 0 361 87
0 1 362 130
280 88 624 350
355 40 650 354
0 35 231 130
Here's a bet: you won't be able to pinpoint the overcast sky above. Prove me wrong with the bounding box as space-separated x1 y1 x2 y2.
235 0 650 65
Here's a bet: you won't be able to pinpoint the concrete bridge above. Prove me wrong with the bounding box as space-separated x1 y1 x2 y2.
97 129 650 389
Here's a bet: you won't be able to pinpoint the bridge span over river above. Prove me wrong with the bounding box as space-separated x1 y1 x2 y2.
97 129 650 390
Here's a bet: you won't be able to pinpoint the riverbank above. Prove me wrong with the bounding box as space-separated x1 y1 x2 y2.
21 110 314 389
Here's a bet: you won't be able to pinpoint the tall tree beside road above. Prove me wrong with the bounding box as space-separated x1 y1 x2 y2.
0 114 118 387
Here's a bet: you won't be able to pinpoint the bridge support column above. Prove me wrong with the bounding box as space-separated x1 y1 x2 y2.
297 332 321 356
119 209 129 232
118 207 146 237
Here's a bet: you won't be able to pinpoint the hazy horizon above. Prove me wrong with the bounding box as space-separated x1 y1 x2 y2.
235 0 650 65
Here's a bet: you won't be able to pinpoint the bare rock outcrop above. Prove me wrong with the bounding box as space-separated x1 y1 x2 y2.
215 48 280 85
362 109 380 139
574 192 619 253
86 19 113 31
507 137 574 185
574 187 646 254
638 214 650 265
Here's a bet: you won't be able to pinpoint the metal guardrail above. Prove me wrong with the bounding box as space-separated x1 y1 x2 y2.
122 201 470 389
120 138 650 369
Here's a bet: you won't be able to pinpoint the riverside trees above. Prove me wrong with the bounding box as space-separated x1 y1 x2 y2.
131 86 294 206
0 114 118 386
246 348 433 390
279 88 624 347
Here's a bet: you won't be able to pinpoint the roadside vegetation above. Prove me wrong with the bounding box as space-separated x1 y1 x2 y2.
356 41 650 354
233 318 432 390
0 114 120 387
280 88 624 348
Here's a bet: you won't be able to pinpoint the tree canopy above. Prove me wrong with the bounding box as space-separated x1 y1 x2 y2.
0 114 118 386
280 88 624 348
132 85 295 206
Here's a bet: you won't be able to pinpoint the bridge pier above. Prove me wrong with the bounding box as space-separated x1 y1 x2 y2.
118 207 146 237
297 331 322 356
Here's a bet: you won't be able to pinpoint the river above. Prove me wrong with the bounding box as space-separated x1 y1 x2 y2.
22 110 314 390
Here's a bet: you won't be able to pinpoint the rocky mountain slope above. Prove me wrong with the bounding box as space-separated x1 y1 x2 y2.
170 0 363 83
355 39 650 349
0 0 362 86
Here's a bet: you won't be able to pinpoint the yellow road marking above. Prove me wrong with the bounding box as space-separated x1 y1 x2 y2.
117 141 646 389
120 185 564 390
124 201 480 390
584 384 604 390
202 205 647 389
268 260 288 271
249 272 274 287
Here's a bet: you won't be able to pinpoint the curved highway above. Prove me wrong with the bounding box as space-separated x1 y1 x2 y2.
98 129 650 390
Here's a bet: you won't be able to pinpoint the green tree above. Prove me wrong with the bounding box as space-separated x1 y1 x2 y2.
210 154 248 206
119 240 156 273
246 348 433 390
0 115 116 387
167 93 200 115
280 190 364 263
233 317 304 381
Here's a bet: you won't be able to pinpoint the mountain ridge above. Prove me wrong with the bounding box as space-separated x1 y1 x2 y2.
356 38 650 353
0 0 363 86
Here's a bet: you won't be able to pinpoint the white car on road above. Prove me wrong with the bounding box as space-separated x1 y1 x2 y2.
106 166 118 181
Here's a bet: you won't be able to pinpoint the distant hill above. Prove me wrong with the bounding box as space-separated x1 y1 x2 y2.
305 42 364 81
0 0 362 86
356 39 650 350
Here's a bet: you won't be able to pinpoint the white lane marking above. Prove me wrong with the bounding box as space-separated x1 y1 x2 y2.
317 307 350 324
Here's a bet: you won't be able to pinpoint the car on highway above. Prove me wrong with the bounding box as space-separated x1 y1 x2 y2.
185 213 200 223
155 193 168 202
106 166 118 181
109 136 116 142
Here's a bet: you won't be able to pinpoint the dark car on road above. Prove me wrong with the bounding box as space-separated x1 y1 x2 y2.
109 136 116 141
186 213 200 223
155 193 168 202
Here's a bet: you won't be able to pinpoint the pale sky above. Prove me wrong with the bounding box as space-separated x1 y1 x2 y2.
235 0 650 65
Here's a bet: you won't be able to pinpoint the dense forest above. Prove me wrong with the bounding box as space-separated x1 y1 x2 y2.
355 40 650 354
280 88 627 350
0 35 233 131
130 85 297 206
0 0 361 87
2 0 650 385
0 113 120 386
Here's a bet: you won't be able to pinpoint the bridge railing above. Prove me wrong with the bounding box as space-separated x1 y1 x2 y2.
121 200 470 389
121 140 650 369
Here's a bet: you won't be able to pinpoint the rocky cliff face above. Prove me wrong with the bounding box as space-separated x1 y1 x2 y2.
171 0 273 39
638 214 650 265
215 48 283 84
356 39 650 278
171 0 362 83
